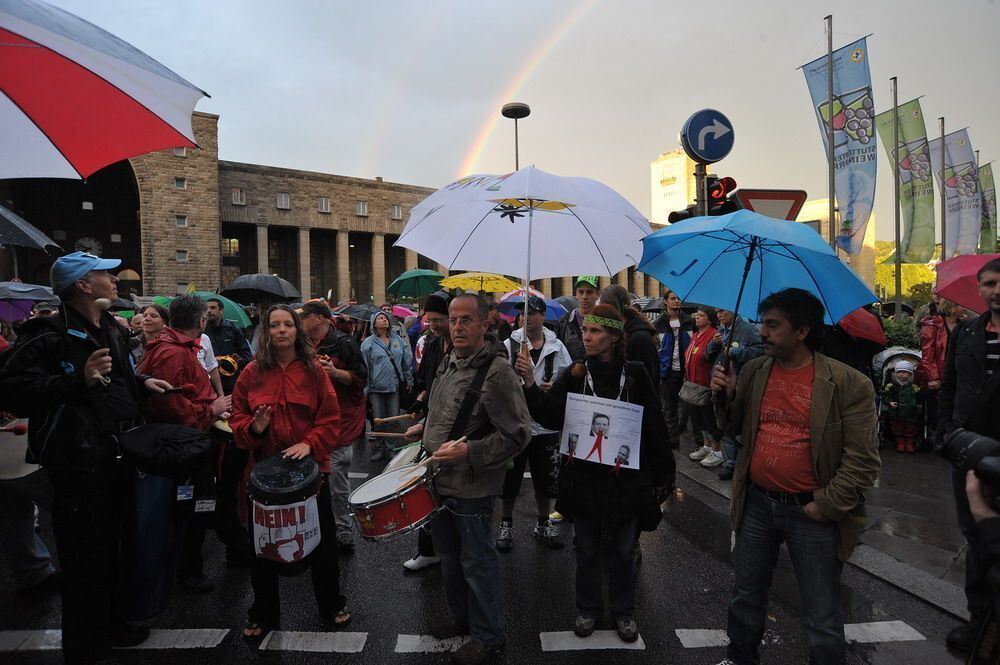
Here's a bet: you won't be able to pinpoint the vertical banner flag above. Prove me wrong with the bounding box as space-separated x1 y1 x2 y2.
874 99 936 262
980 163 996 253
802 38 877 255
928 129 982 257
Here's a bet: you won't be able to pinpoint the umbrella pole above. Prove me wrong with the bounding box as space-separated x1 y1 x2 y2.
523 207 533 341
726 235 759 356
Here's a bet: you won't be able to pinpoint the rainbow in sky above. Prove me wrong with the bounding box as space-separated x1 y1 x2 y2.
453 0 600 179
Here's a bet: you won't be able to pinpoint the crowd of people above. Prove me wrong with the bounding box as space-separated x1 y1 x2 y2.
0 250 998 665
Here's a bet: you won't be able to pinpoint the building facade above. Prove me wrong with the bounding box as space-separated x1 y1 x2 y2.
650 149 698 226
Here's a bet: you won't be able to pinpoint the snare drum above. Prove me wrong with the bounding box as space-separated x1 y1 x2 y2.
349 464 437 539
385 442 425 472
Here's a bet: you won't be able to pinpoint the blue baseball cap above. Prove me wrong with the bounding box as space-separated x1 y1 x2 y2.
50 252 121 292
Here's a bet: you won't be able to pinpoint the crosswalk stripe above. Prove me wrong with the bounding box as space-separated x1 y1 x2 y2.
539 630 645 651
675 621 927 648
675 629 728 648
394 634 470 653
845 621 925 643
258 631 367 653
0 629 230 652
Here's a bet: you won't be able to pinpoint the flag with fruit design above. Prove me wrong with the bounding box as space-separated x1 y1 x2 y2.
928 129 982 257
874 99 935 263
802 37 877 256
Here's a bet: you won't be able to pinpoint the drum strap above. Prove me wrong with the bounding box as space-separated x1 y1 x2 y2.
446 360 493 442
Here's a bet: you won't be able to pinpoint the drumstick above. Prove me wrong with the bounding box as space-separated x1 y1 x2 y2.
374 413 416 426
367 431 411 439
393 437 467 492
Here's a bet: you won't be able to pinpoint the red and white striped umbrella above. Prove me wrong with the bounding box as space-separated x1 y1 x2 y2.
0 0 207 179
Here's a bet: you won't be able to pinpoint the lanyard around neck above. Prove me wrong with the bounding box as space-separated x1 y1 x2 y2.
585 365 626 401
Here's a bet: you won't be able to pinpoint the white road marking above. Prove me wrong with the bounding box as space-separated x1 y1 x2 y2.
258 630 367 653
0 630 61 651
675 628 728 648
845 621 925 643
675 621 926 649
348 472 369 479
118 629 230 649
539 630 645 651
394 634 470 653
523 472 532 478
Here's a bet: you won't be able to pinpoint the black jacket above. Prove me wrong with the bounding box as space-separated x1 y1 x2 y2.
555 310 585 361
523 359 675 526
939 312 1000 442
0 307 145 470
623 313 660 396
204 319 252 394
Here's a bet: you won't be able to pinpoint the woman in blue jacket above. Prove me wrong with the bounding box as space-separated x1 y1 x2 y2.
360 311 413 462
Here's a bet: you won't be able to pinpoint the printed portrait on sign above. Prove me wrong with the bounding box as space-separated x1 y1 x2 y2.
589 412 610 438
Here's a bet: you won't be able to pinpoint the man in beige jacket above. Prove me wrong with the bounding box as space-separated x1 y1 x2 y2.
711 288 880 665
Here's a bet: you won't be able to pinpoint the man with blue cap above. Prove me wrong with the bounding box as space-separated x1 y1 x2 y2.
0 252 172 664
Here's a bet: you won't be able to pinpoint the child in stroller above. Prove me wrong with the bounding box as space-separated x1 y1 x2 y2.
882 360 922 453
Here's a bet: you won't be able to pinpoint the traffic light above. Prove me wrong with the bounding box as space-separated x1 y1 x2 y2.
667 204 697 224
706 176 738 215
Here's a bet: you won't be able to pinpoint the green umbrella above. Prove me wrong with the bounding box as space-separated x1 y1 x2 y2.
153 291 252 328
386 268 443 300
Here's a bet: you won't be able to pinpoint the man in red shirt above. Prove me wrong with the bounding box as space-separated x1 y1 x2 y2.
138 295 231 592
712 288 880 665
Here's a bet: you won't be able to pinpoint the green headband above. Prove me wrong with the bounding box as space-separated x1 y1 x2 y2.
584 314 624 331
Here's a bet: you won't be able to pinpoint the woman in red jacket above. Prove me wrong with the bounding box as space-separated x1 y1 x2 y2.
920 298 964 434
229 305 350 640
684 307 723 468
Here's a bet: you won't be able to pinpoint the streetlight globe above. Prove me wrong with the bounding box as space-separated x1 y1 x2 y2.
501 102 531 120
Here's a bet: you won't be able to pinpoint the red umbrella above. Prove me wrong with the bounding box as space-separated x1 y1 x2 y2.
0 0 207 179
838 307 887 345
936 254 1000 314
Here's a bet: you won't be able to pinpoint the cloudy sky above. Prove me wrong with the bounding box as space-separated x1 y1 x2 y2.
52 0 1000 240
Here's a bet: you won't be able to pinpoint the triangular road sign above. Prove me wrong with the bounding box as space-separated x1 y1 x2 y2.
733 189 808 221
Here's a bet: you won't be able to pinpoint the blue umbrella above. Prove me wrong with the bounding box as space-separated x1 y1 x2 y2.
497 296 567 322
638 209 877 325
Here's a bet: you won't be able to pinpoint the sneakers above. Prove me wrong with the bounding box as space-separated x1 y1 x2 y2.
573 615 596 638
532 521 563 549
549 511 564 523
370 449 387 463
688 445 712 461
495 520 513 552
450 640 503 665
403 554 440 571
615 617 639 643
701 450 725 468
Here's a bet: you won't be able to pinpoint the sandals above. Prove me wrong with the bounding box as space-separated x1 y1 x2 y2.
241 621 272 643
332 609 352 628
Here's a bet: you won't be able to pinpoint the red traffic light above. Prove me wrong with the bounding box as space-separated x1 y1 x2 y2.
708 176 737 200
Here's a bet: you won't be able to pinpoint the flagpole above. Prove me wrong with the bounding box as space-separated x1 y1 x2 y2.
891 76 903 317
825 16 837 252
939 117 947 259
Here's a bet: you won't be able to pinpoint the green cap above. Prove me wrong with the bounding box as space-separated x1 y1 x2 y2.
575 275 599 289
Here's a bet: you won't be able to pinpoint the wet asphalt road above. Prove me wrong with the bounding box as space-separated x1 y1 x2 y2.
0 438 970 665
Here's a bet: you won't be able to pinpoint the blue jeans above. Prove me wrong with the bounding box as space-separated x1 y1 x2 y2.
721 435 740 471
368 391 400 454
430 496 504 646
573 515 640 620
727 488 844 665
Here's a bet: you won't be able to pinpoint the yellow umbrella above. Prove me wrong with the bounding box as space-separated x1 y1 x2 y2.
439 272 522 293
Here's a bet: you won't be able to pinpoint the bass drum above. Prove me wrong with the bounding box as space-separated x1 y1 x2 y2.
249 454 322 575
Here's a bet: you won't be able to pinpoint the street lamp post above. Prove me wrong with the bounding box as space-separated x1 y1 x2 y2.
501 102 530 170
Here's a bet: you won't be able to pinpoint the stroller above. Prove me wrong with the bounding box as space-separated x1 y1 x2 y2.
872 347 925 451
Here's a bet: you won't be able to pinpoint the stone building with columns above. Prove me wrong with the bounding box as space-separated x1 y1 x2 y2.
0 111 663 302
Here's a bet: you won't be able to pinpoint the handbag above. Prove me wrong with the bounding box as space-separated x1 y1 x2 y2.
679 379 712 407
119 423 216 480
376 339 415 410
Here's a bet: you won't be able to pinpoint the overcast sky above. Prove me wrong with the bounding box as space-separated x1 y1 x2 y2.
52 0 1000 241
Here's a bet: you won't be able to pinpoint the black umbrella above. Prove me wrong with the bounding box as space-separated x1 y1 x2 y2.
109 297 137 312
0 204 62 278
0 282 54 301
220 274 301 304
334 303 380 321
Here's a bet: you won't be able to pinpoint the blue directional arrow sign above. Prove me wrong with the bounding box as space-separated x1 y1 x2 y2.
681 109 734 164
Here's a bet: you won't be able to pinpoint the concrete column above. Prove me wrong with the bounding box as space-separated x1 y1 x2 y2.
599 275 611 290
298 227 311 299
634 272 646 298
646 275 657 297
539 278 552 296
616 269 628 291
436 263 449 277
336 230 350 303
256 224 269 274
561 276 573 298
372 233 386 305
404 249 418 271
